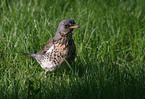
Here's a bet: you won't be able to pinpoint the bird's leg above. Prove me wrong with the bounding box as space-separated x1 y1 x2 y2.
45 70 48 79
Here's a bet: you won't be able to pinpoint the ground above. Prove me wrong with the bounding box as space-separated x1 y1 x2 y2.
0 0 145 98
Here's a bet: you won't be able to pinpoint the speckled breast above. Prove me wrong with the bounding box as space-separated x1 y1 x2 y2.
53 37 76 65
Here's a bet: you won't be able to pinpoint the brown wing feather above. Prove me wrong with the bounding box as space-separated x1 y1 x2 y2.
37 39 54 55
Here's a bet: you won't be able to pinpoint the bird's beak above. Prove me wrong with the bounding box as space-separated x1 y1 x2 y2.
69 24 80 28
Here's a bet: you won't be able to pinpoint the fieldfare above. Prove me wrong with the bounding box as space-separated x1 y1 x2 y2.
22 19 79 78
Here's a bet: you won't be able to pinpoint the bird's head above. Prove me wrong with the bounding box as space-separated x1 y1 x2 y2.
57 19 79 36
55 19 79 37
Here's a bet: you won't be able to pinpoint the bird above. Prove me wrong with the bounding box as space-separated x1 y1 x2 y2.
22 19 79 78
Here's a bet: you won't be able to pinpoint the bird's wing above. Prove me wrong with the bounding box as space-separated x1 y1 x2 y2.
37 39 54 55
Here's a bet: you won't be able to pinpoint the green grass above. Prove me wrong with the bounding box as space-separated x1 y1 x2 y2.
0 0 145 98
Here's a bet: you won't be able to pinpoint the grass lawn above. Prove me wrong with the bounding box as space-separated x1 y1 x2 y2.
0 0 145 98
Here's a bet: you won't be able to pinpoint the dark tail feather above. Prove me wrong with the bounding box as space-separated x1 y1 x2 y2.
21 52 37 58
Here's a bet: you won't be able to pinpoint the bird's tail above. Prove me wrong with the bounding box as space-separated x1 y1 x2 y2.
21 52 37 58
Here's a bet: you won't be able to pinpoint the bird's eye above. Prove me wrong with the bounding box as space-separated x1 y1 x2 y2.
65 25 70 28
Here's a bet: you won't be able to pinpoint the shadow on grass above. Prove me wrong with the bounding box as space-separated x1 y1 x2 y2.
0 55 145 99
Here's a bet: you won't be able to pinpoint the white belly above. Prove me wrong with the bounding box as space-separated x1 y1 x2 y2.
35 45 57 71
